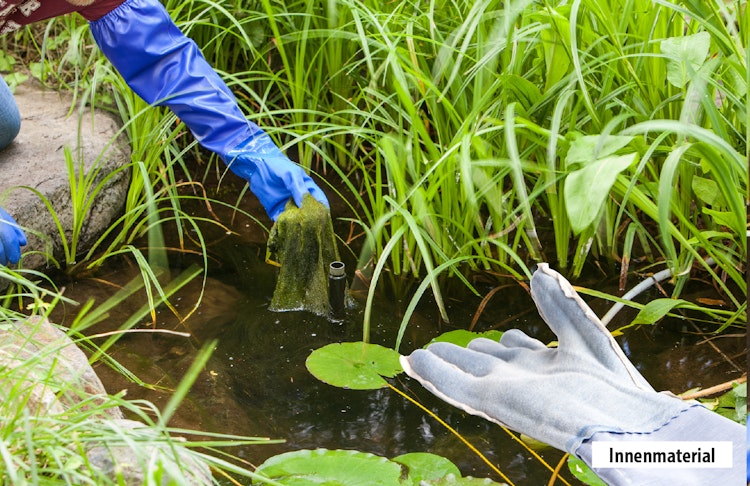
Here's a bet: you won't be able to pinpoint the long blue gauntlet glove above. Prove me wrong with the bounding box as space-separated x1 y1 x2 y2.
401 263 696 455
89 0 328 221
0 206 26 265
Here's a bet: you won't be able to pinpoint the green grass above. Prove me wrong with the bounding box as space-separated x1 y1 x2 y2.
1 0 744 340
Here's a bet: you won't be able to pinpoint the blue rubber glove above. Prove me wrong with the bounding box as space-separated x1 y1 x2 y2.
0 206 26 265
89 0 328 221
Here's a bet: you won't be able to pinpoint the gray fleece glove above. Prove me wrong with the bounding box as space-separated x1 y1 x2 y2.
400 263 698 455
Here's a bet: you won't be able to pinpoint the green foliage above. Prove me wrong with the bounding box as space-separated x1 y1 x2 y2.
254 448 507 485
700 382 747 425
305 341 402 390
567 456 607 486
147 0 747 332
426 329 504 348
3 0 745 332
0 288 282 484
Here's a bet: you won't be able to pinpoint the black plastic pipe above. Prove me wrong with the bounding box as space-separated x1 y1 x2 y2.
328 261 346 321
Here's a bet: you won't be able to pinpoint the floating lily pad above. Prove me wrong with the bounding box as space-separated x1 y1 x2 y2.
393 452 461 484
306 342 402 390
255 448 403 485
426 329 503 348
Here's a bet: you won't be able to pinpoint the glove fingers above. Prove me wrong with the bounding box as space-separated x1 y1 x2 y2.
496 330 547 351
0 208 24 264
422 342 498 377
465 333 543 355
466 334 549 364
530 263 653 389
530 263 612 349
286 171 329 211
400 348 500 419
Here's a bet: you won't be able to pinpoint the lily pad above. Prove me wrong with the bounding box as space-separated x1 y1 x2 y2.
426 330 503 348
393 452 461 484
255 448 403 485
306 342 403 390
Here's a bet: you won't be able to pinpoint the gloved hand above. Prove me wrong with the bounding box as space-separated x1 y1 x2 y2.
0 206 26 265
225 128 328 221
89 0 328 221
400 263 695 455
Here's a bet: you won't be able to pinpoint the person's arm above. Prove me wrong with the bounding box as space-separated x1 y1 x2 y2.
87 0 328 221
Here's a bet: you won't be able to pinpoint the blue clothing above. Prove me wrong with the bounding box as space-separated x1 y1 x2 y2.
0 75 20 150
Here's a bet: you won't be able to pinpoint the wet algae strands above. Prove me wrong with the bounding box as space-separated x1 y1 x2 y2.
266 195 339 316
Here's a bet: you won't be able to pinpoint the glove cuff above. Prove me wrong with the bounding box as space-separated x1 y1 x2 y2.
574 404 744 485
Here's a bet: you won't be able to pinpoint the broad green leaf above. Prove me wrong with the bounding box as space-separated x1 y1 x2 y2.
692 176 726 207
660 32 710 88
392 452 461 485
564 153 636 234
306 342 402 390
564 135 635 167
427 330 503 348
709 382 747 424
702 208 735 229
567 456 607 486
631 298 690 325
256 448 403 485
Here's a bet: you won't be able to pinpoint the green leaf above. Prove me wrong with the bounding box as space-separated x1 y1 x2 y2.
564 153 637 234
427 330 503 348
306 342 403 390
567 456 607 486
631 298 690 325
691 176 726 207
256 448 404 485
564 135 635 167
707 382 747 424
392 452 461 485
660 32 711 88
701 207 736 229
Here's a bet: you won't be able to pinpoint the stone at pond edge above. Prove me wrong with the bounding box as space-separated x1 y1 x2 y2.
0 315 122 419
85 418 213 486
267 195 340 316
0 316 213 485
0 80 131 271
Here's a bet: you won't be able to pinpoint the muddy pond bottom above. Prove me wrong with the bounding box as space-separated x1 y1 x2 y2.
63 244 744 485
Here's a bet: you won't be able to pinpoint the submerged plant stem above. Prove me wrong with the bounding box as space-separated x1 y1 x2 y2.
390 382 573 486
386 383 515 485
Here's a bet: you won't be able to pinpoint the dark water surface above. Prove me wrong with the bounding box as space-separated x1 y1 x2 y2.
53 239 744 485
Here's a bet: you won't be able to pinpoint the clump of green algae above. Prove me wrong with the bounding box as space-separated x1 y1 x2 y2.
266 195 339 316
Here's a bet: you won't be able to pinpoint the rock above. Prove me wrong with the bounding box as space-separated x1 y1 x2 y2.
0 80 131 270
0 316 214 485
85 419 213 486
0 315 123 419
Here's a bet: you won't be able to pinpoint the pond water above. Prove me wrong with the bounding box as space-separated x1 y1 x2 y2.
49 230 744 485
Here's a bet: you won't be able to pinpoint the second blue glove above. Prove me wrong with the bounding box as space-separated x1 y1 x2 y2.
0 206 26 265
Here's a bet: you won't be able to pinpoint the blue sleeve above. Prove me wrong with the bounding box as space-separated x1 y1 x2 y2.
88 0 256 158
